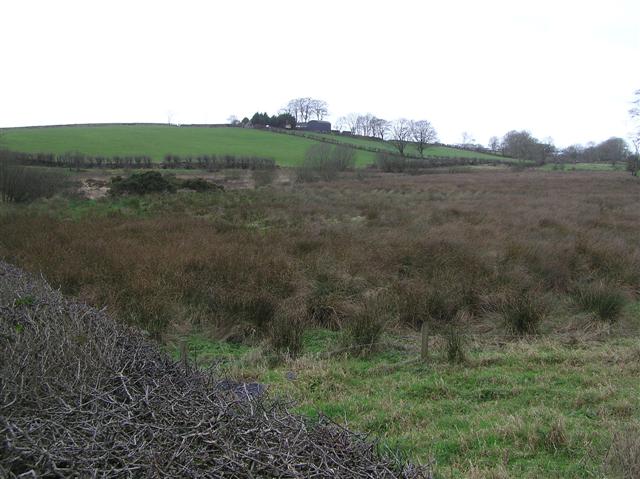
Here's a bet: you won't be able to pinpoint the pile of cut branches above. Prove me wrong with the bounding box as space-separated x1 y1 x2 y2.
0 261 427 478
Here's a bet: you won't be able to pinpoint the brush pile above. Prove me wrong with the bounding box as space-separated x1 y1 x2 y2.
0 261 426 478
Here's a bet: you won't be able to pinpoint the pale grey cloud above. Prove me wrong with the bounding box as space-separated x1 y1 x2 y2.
1 0 638 147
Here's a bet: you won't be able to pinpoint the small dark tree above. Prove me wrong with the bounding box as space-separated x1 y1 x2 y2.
250 112 270 127
271 113 296 129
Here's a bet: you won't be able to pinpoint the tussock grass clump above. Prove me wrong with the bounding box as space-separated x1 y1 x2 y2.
342 293 394 356
268 298 306 358
606 424 640 479
501 289 547 335
574 281 626 322
444 311 469 364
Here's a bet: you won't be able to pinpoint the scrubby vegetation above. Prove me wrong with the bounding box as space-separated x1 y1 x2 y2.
1 169 639 476
0 158 68 202
296 144 357 182
1 171 637 341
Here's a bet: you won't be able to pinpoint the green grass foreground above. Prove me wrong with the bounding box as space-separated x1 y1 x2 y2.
0 124 506 166
173 330 640 478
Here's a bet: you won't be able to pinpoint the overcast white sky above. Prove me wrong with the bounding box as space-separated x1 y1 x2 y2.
1 0 638 147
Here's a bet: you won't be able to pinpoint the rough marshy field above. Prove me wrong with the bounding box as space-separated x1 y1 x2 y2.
1 169 639 477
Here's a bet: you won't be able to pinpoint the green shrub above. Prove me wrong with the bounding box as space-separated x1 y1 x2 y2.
296 144 356 182
375 152 408 173
110 171 176 195
501 289 546 335
574 281 626 322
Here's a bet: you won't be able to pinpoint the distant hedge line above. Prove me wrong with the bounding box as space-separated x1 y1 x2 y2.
374 152 515 172
271 127 507 160
0 150 276 170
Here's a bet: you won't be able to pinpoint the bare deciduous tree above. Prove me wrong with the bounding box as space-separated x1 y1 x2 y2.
284 98 328 123
410 120 438 158
356 114 376 137
488 136 501 152
630 89 640 146
461 131 475 146
337 113 359 134
311 99 328 120
371 117 390 140
628 89 640 175
390 119 412 156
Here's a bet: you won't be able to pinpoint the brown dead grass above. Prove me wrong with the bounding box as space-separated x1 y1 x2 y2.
1 170 638 340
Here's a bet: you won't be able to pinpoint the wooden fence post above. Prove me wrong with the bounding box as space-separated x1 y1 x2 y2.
420 321 429 361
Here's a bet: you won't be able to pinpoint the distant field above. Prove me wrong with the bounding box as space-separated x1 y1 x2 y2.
0 125 376 167
1 124 505 167
289 130 507 161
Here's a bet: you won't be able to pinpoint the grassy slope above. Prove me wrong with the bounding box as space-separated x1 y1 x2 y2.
1 124 505 166
292 131 507 161
0 125 376 167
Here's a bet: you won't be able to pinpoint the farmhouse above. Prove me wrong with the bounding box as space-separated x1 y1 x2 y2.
303 120 331 133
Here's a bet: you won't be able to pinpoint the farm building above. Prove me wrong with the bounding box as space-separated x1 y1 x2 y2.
304 120 331 133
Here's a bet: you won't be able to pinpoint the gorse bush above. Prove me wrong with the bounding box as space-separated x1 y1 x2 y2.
296 144 356 182
110 172 222 196
180 178 223 192
110 171 176 195
574 281 626 322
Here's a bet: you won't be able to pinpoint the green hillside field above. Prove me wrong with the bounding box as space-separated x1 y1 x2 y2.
286 130 507 161
0 124 505 167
